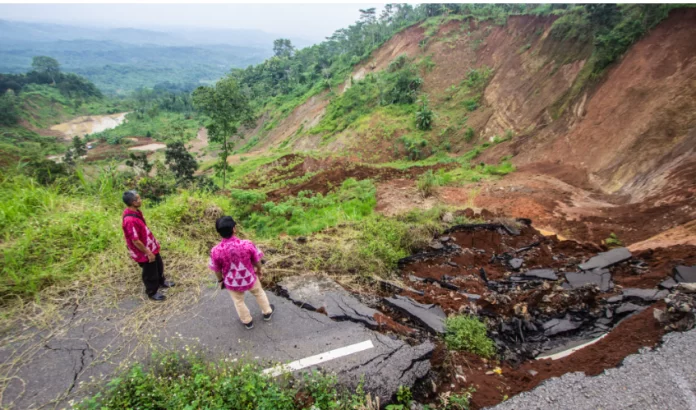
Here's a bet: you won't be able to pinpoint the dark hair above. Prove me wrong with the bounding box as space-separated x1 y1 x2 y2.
215 216 237 238
122 190 139 206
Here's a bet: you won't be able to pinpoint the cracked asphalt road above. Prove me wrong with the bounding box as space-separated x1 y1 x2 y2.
0 286 431 409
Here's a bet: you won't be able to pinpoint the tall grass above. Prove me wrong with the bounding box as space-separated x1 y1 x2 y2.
0 169 227 301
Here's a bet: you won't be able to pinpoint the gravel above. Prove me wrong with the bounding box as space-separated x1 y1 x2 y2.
488 328 696 410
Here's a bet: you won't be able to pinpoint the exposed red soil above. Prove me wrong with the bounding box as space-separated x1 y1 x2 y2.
374 312 416 336
245 154 454 202
429 305 666 409
499 8 696 198
439 164 696 246
613 245 696 289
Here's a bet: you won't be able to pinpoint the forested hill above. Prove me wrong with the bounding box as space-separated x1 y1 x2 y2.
0 19 312 95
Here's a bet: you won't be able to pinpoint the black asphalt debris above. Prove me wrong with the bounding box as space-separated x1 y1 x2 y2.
579 247 632 271
622 288 669 302
543 316 583 337
384 295 446 334
674 266 696 283
514 269 558 281
508 258 524 270
564 269 613 292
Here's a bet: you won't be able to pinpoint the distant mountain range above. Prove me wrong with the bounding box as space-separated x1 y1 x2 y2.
0 19 314 95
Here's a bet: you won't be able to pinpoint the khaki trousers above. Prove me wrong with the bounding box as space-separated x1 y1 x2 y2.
228 280 272 324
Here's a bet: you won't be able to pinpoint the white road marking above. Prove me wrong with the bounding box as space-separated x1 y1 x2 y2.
536 333 609 361
263 340 375 377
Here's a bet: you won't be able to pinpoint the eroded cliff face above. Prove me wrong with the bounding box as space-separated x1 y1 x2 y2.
482 9 696 201
248 9 695 205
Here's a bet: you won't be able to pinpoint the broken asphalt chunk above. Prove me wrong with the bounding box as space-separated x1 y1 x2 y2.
508 258 524 270
622 288 669 302
659 277 678 290
384 295 446 334
564 269 613 292
542 316 582 336
579 247 632 271
615 303 646 315
278 275 378 328
674 266 696 284
516 242 540 253
513 269 558 281
324 292 379 328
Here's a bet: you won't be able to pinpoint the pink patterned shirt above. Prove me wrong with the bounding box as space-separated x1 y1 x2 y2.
208 236 264 292
122 209 160 263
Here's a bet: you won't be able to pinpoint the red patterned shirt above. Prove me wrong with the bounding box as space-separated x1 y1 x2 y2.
122 209 160 263
208 236 263 292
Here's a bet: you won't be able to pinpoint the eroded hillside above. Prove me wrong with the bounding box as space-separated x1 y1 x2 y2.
242 9 696 247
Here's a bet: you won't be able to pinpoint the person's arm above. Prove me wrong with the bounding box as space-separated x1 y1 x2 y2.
208 254 224 288
126 219 155 262
253 261 263 277
133 240 155 262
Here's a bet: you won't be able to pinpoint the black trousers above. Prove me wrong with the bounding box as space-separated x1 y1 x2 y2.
138 253 166 296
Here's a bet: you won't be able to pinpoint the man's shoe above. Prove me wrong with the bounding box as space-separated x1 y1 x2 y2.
161 280 175 288
148 292 166 302
244 320 254 330
263 304 275 321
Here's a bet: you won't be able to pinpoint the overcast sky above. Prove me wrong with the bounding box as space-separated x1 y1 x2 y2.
0 3 387 42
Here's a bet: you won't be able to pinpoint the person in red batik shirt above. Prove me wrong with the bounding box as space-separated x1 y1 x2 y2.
121 190 174 301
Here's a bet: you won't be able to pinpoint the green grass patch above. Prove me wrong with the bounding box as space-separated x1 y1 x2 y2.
240 178 376 238
444 315 496 358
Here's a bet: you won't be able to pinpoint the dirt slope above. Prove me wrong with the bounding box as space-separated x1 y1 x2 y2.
243 10 695 245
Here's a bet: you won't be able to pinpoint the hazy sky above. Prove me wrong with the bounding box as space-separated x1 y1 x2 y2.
0 3 387 42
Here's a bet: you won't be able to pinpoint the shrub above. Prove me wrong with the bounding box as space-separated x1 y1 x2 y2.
417 170 438 197
400 135 429 161
444 315 496 358
463 97 479 112
464 127 475 142
415 97 434 131
388 54 409 73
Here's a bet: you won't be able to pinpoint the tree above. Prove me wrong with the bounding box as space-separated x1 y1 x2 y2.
0 90 19 126
62 149 75 167
72 135 87 157
192 76 254 188
165 141 197 182
31 56 60 84
125 152 152 176
273 38 295 58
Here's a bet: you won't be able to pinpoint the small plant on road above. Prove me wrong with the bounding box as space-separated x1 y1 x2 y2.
444 315 496 358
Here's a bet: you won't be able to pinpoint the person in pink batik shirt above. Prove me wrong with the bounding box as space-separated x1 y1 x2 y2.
208 216 275 330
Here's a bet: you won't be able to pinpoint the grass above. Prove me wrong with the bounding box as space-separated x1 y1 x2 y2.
444 315 496 358
78 350 374 410
0 170 228 301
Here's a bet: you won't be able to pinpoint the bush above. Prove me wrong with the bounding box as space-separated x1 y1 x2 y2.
417 170 438 197
400 135 429 161
415 97 434 131
464 127 475 143
444 315 496 358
